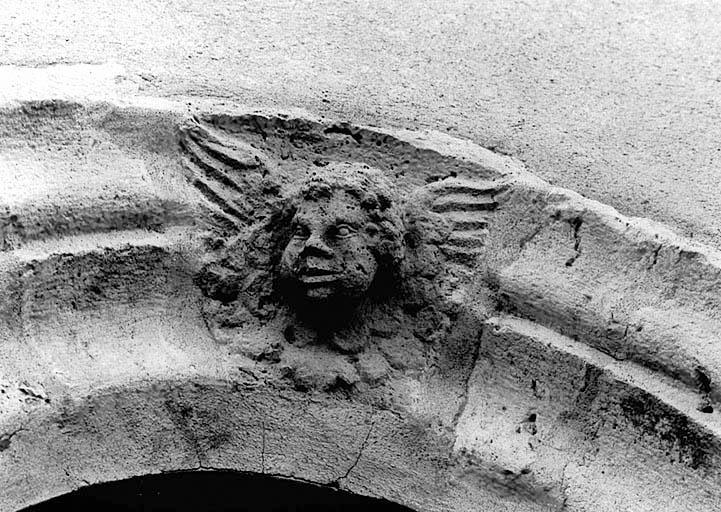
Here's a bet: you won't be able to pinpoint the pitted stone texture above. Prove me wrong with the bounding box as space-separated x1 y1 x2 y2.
1 102 721 511
3 1 721 248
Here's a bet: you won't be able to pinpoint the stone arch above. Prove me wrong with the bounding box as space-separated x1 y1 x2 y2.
2 92 721 511
22 470 416 511
1 377 512 512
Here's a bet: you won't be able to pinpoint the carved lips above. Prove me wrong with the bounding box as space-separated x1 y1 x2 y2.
296 266 339 285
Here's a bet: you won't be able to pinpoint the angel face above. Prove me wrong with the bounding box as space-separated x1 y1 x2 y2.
280 190 380 303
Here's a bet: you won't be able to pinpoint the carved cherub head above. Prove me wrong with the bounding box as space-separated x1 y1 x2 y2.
279 164 405 311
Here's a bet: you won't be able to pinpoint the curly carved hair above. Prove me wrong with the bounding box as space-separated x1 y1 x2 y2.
285 163 406 272
197 163 407 314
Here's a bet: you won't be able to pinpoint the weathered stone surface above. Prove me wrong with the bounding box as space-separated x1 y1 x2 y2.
1 66 721 511
3 0 721 249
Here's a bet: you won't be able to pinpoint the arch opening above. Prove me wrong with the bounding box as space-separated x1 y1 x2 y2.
21 471 416 512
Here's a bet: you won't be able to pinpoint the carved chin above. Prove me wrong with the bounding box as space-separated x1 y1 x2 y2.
302 284 337 301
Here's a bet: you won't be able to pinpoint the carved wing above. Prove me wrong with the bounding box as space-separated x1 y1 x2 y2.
179 119 278 236
420 177 509 265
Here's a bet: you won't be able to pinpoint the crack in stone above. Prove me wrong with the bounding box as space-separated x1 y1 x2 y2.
647 243 662 270
176 412 205 470
564 217 583 267
559 460 571 510
518 224 545 251
188 435 205 471
335 413 376 486
0 427 26 452
61 464 91 490
164 396 206 470
154 466 332 491
199 309 221 346
452 322 485 431
265 471 331 487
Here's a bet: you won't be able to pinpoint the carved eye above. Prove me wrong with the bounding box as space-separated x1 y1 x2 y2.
334 224 356 238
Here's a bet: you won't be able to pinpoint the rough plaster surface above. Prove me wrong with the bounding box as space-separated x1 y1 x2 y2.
1 0 720 250
1 60 721 510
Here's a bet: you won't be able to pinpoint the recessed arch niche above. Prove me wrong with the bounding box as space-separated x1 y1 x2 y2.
21 471 415 512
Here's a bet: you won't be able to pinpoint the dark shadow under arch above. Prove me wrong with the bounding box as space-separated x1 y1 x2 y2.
22 471 416 512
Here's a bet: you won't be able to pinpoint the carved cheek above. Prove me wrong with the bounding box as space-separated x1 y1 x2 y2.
346 244 377 279
359 253 377 279
281 243 301 269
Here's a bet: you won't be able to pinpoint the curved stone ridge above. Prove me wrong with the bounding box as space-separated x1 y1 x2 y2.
0 98 720 512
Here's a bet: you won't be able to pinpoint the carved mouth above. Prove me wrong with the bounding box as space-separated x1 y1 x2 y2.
298 268 339 285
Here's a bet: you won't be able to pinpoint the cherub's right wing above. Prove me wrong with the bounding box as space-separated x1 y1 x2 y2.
179 119 277 237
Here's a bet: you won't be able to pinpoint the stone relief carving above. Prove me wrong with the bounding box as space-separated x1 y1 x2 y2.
175 114 721 501
182 119 499 394
3 99 721 511
278 166 405 320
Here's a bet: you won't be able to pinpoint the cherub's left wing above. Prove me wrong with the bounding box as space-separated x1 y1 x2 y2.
419 177 509 265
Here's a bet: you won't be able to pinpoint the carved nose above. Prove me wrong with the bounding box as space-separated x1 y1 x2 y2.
302 234 334 258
